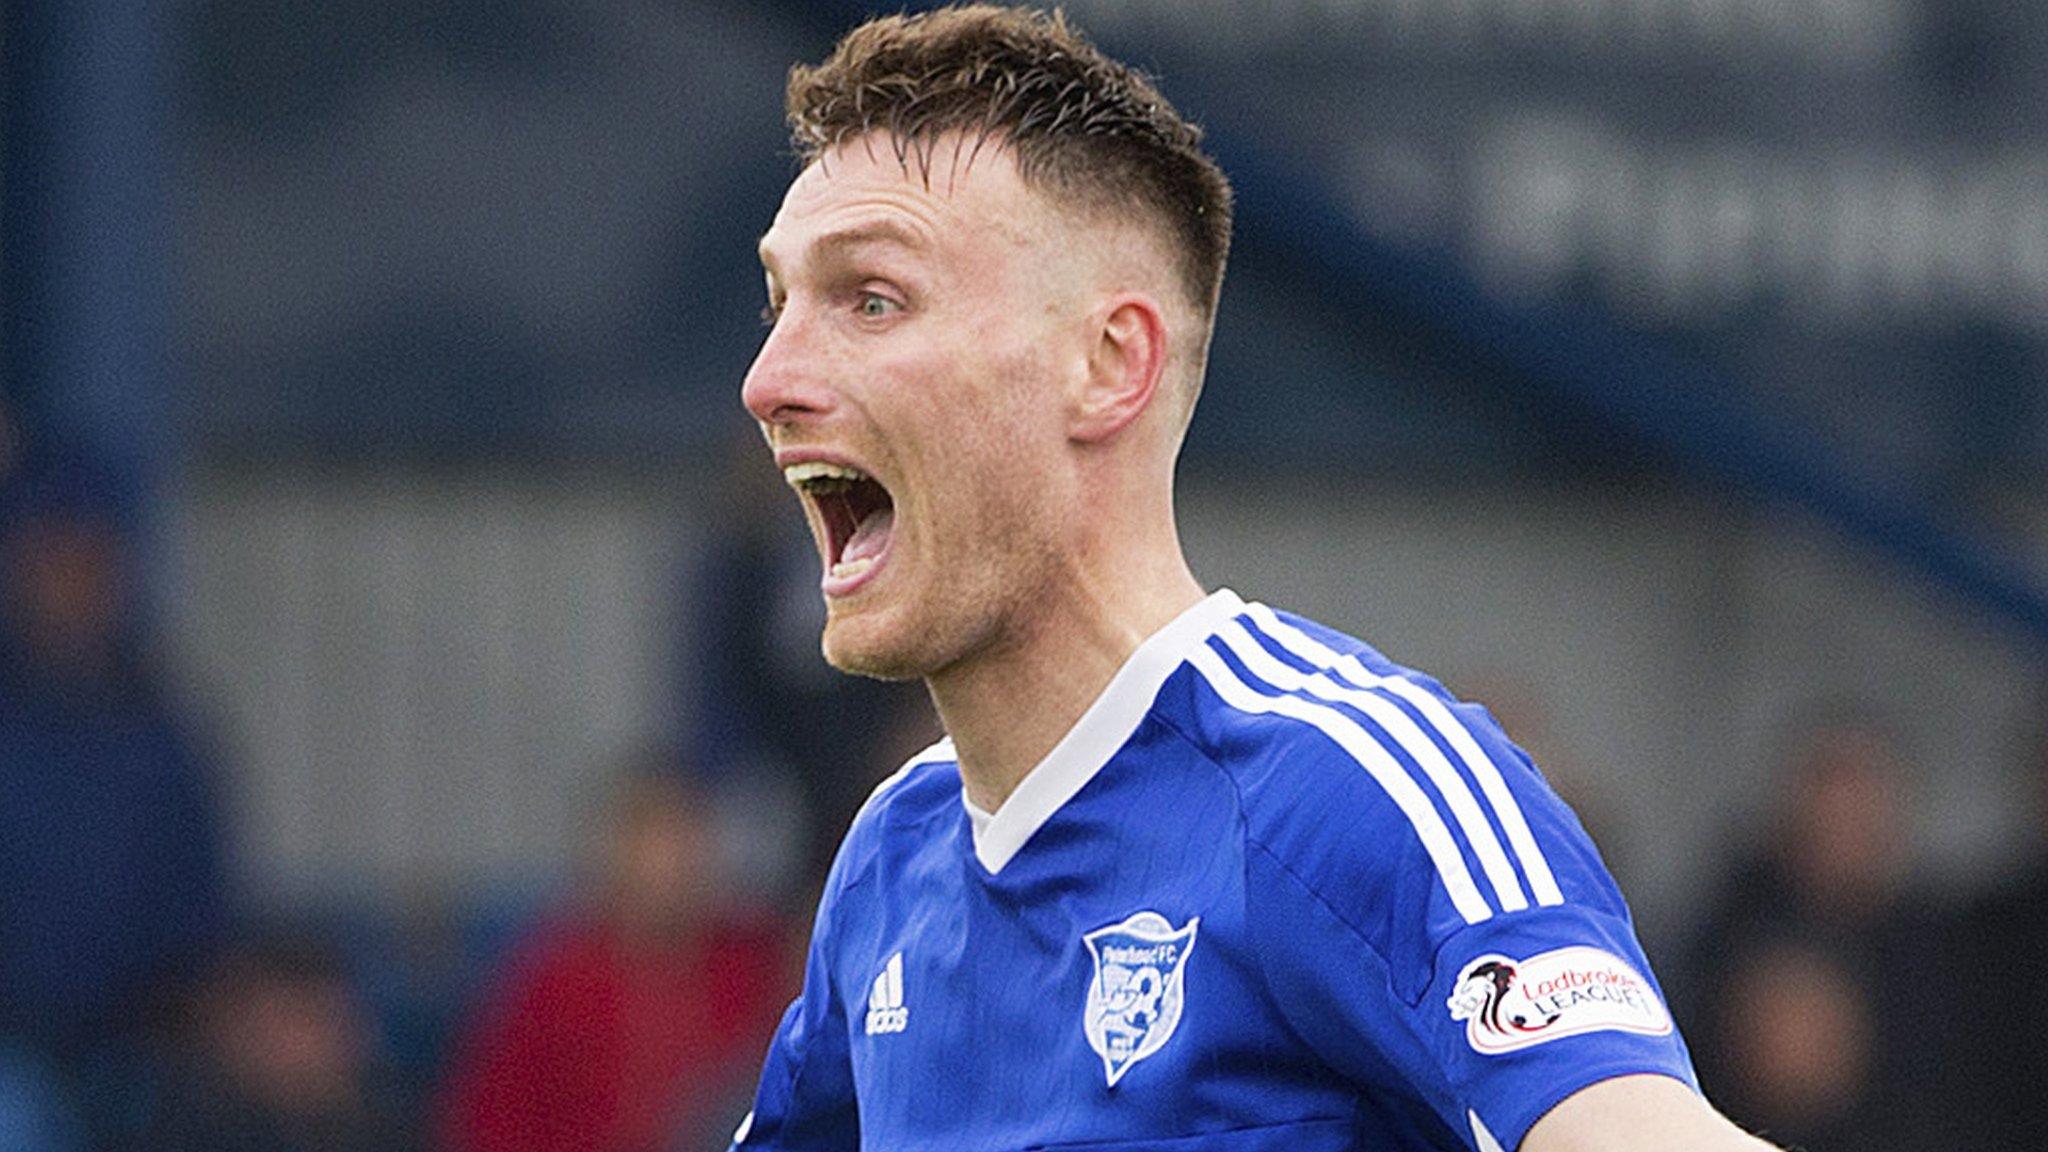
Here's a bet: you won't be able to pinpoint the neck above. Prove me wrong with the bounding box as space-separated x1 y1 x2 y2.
929 508 1203 814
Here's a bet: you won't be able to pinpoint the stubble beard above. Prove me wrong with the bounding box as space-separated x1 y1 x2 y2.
819 603 931 682
819 501 1063 687
818 548 1007 683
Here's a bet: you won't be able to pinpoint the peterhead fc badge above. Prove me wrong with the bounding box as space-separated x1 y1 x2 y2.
1082 911 1199 1086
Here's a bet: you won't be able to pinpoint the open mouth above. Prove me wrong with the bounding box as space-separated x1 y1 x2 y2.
783 461 896 593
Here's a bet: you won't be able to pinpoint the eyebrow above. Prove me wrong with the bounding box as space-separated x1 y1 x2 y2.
758 219 931 274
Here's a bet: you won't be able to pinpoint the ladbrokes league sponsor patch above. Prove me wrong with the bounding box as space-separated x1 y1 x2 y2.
1446 946 1672 1055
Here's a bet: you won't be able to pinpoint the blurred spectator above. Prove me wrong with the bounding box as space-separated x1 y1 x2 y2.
685 435 934 890
1954 699 2048 1149
0 449 228 1073
1680 707 1959 1151
435 762 791 1152
1707 939 1878 1150
146 927 419 1152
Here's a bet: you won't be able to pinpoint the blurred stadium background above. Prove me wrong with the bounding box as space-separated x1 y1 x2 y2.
3 0 2046 1149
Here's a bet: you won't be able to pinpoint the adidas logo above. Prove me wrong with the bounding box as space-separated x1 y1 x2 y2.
864 951 909 1036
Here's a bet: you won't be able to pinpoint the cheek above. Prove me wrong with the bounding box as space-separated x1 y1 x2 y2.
929 444 1066 579
889 334 1071 548
975 341 1067 456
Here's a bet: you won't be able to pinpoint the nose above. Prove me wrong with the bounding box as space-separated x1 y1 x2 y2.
742 310 834 428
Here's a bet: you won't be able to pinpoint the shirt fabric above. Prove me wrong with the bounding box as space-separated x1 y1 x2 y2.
732 590 1696 1151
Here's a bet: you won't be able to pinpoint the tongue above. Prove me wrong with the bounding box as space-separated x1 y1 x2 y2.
841 505 894 565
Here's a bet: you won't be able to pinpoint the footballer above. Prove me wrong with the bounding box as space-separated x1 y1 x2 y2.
731 6 1778 1150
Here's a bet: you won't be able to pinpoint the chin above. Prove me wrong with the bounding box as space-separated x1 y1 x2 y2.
820 610 931 682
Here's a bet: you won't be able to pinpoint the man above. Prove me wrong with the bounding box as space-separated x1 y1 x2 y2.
733 7 1776 1150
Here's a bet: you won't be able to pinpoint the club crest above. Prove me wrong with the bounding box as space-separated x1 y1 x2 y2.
1082 911 1199 1086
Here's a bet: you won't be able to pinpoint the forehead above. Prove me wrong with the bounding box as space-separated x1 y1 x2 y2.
758 134 1047 273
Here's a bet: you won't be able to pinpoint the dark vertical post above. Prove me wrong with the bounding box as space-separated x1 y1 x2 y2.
0 0 170 527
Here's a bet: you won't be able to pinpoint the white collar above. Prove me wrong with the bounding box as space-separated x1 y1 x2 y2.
961 588 1246 874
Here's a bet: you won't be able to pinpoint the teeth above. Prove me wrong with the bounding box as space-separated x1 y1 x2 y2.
829 557 876 581
783 461 871 487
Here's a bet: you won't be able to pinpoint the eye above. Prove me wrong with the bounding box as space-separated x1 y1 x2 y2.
760 302 781 327
857 291 902 320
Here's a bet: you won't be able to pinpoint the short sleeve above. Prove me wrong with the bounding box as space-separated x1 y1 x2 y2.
1249 837 1697 1152
1417 902 1697 1147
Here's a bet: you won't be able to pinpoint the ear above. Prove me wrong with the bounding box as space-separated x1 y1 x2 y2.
1070 293 1169 444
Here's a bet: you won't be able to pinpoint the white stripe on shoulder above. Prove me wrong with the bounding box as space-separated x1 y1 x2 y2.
1469 1110 1508 1152
1216 621 1529 913
857 736 957 817
1188 643 1494 925
1245 604 1564 907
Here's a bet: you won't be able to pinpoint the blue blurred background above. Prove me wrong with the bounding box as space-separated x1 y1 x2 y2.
4 1 2047 1149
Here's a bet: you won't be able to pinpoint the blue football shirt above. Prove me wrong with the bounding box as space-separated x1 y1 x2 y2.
732 589 1696 1151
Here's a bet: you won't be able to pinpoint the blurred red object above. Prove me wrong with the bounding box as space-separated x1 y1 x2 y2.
436 771 792 1152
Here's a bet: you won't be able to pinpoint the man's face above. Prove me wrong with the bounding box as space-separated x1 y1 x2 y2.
1 513 127 673
744 134 1087 679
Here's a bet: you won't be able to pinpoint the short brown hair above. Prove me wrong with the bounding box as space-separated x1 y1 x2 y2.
785 4 1234 322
